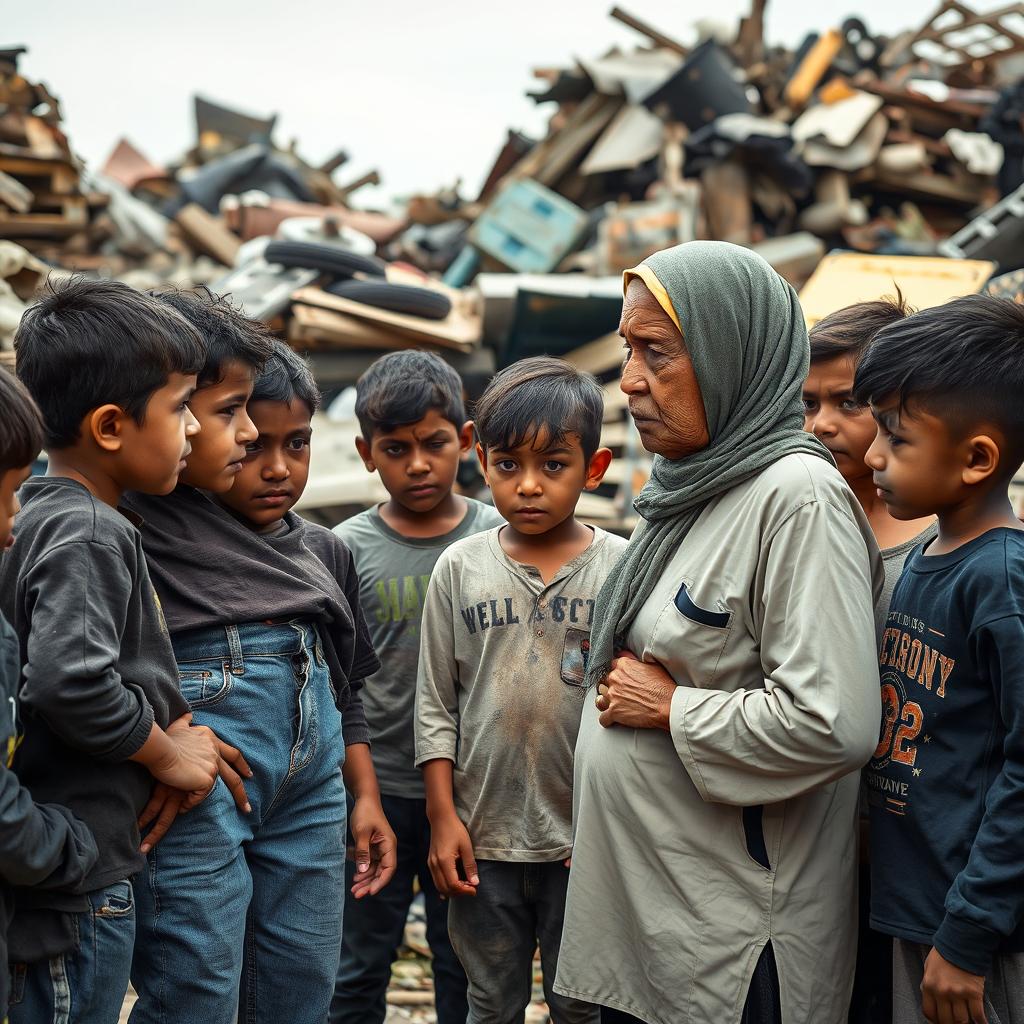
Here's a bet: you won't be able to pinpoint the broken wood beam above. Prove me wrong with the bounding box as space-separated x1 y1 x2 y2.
609 6 688 55
337 170 381 200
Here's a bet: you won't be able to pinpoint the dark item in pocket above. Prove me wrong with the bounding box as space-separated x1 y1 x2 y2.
674 582 731 628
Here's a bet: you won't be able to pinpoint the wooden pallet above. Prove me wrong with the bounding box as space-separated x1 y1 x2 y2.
0 194 86 238
0 150 84 239
0 152 78 194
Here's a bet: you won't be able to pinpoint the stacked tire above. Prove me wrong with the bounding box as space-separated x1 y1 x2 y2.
265 240 451 321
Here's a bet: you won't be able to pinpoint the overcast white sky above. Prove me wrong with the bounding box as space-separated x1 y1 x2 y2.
7 1 940 207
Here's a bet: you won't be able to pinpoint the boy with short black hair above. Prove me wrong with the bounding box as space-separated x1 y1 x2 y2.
0 369 98 1021
853 294 1024 1024
151 287 271 493
805 295 934 1024
331 350 501 1024
415 355 625 1024
0 278 246 1023
126 338 393 1024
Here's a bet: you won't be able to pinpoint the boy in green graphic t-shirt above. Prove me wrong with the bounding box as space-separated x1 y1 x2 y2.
330 351 501 1024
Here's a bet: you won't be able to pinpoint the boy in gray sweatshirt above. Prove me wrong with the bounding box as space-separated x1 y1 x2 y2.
0 280 247 1023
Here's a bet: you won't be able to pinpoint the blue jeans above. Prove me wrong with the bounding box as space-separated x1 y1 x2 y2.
446 861 597 1024
129 621 347 1024
331 794 468 1024
8 879 136 1024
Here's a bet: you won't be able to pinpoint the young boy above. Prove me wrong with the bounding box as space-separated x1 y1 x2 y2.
804 297 936 1024
126 333 393 1024
853 294 1024 1024
804 294 936 640
332 351 502 1024
0 279 245 1022
0 369 98 1020
415 356 625 1024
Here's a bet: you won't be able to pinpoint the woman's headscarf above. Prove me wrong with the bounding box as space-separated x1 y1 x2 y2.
585 240 832 687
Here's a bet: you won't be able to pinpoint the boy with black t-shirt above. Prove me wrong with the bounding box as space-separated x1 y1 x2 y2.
854 294 1024 1024
0 369 98 1020
127 335 392 1024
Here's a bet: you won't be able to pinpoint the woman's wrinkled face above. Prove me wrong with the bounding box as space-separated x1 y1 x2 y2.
619 278 710 460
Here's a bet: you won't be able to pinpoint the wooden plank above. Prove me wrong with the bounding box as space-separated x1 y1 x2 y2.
22 117 62 160
0 169 32 213
289 304 418 352
609 6 688 55
174 203 240 267
853 164 985 205
799 253 996 327
293 285 480 351
0 195 86 238
536 94 622 188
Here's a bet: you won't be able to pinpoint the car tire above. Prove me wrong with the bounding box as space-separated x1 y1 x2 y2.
264 240 386 279
325 279 452 320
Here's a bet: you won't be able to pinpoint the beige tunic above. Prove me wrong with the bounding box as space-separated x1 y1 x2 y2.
554 454 883 1024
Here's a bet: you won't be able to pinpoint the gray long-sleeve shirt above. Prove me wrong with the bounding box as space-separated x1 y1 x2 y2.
0 477 189 907
415 526 627 861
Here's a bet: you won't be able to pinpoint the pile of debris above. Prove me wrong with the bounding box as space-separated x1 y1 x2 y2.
391 1 1024 289
0 45 405 290
0 46 94 247
4 5 1024 522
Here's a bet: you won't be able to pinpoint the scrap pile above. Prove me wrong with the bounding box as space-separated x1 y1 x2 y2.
392 1 1024 290
0 46 405 293
4 5 1024 519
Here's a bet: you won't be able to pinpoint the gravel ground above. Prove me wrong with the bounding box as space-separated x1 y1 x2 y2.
119 905 552 1023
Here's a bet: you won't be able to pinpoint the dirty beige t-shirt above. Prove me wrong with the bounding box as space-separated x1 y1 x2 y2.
415 525 627 861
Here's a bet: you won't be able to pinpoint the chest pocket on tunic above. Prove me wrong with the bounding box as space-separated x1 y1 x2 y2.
652 578 733 689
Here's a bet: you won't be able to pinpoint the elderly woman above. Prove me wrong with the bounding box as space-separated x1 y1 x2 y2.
553 242 882 1024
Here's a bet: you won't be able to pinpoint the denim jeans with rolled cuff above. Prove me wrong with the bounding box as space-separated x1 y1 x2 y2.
8 879 136 1024
129 620 347 1024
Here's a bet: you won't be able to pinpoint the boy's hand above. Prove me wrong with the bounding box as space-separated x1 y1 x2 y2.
428 813 479 898
921 947 987 1024
348 797 397 900
138 783 186 853
211 734 252 814
154 715 219 793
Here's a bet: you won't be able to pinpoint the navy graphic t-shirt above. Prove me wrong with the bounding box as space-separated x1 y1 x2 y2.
868 527 1024 974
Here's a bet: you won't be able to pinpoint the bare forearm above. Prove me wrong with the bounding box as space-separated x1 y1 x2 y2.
423 758 458 823
342 743 380 802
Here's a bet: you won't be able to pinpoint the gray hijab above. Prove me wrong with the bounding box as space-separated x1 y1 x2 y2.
585 240 832 687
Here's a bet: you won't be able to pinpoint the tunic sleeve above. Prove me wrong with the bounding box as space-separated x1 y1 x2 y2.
669 497 881 805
